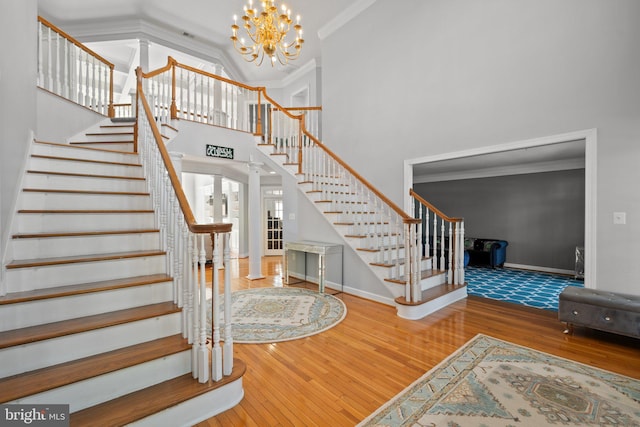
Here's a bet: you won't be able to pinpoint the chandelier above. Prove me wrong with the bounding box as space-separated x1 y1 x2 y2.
231 0 304 66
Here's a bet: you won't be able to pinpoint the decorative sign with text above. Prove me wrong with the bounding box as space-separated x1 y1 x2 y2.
206 144 234 160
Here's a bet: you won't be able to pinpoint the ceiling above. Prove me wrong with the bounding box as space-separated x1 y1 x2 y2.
36 1 585 184
413 140 586 183
37 0 363 85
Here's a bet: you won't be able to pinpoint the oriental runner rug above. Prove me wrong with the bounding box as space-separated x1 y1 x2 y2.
358 334 640 426
208 287 346 343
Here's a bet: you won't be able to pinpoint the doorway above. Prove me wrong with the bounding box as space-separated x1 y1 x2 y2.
404 129 597 289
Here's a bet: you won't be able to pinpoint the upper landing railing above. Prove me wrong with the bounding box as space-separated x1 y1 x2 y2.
37 16 114 117
142 57 321 139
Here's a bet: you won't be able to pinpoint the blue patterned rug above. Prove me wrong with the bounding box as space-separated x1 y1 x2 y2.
465 266 584 310
207 287 346 343
358 334 640 426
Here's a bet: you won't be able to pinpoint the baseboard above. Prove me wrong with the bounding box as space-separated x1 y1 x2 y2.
288 272 395 306
503 263 575 276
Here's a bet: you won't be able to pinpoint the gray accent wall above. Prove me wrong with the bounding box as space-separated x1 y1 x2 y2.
414 170 585 271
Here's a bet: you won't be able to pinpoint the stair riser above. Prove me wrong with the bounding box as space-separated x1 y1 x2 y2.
16 212 156 233
77 133 134 141
25 173 147 193
5 255 167 292
32 143 139 164
70 142 135 152
29 157 143 178
19 192 153 210
0 312 182 378
12 351 191 413
12 233 161 259
396 287 468 320
0 281 173 331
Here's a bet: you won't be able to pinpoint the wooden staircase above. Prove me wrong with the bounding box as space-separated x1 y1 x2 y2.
0 129 244 425
257 140 467 319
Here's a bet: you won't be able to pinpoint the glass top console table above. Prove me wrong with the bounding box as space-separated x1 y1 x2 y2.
283 241 343 293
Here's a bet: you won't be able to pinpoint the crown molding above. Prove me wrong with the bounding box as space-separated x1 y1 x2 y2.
318 0 376 40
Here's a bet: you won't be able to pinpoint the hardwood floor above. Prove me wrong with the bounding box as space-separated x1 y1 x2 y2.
196 256 640 426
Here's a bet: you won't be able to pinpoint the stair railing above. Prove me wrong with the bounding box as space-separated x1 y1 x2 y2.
136 68 234 384
261 90 424 303
410 189 465 286
278 106 322 140
37 16 114 117
143 57 264 134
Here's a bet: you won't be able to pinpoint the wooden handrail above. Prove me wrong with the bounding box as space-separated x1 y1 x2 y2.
410 188 463 223
38 16 115 69
136 67 231 235
300 128 417 223
38 16 114 117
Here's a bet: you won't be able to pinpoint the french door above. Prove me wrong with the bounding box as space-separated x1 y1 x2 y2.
263 191 283 255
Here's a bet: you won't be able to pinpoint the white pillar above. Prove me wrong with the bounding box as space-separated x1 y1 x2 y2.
213 63 223 125
247 161 264 279
213 174 224 222
139 39 151 73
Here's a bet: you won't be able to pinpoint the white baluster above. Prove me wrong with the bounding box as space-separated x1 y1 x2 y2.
211 233 223 381
223 233 233 376
197 234 209 383
440 219 446 271
47 26 53 91
63 39 69 98
37 22 43 87
447 222 453 284
191 234 199 378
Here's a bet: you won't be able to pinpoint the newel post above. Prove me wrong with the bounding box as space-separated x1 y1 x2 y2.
170 57 178 119
298 116 304 175
107 65 115 118
255 89 263 136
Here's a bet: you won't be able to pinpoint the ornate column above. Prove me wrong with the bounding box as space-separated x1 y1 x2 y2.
247 161 264 279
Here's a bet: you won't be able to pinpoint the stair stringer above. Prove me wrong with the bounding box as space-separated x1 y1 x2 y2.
254 141 464 318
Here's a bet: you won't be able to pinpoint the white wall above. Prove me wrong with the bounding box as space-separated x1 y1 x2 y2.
36 90 106 142
0 0 37 283
322 0 640 295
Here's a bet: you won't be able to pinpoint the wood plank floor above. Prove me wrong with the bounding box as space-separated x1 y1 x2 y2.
196 256 640 426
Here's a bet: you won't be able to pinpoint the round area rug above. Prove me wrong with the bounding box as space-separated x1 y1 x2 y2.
207 287 347 343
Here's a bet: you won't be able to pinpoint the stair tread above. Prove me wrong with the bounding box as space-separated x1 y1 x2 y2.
27 170 145 181
0 274 171 305
0 301 180 350
70 141 134 145
23 188 149 196
34 140 138 156
385 269 446 284
85 132 134 136
371 256 430 268
70 359 247 426
395 282 467 306
13 228 158 239
16 210 154 215
6 249 166 269
0 334 189 402
31 154 141 167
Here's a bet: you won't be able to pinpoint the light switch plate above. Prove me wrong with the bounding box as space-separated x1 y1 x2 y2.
613 212 626 225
